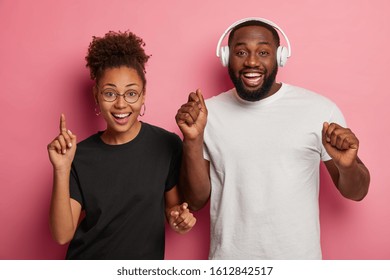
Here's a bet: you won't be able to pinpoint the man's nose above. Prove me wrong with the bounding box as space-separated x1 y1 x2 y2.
244 53 260 67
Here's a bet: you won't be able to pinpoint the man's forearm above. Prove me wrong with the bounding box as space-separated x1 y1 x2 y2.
179 138 211 210
337 161 370 201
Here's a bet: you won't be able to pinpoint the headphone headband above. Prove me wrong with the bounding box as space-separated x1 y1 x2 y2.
216 17 292 66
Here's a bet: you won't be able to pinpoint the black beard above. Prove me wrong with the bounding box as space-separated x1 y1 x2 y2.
228 65 278 102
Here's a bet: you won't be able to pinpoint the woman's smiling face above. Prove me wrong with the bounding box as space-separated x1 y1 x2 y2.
95 66 145 143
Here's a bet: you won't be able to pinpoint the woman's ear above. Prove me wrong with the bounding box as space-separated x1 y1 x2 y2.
93 85 99 104
141 89 146 104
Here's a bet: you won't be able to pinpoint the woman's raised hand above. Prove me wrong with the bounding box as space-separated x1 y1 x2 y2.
47 114 77 170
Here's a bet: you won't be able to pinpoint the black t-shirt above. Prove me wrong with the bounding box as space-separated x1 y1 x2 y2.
66 122 182 259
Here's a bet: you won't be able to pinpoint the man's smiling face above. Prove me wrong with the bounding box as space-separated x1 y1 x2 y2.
228 25 279 101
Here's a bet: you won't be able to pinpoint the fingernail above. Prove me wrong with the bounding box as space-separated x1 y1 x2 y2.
68 143 72 148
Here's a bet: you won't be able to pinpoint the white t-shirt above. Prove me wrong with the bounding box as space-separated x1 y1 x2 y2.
203 83 346 259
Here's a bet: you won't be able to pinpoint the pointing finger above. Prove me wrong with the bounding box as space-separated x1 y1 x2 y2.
60 113 67 133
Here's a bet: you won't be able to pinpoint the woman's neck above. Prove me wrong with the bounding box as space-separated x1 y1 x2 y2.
100 121 142 145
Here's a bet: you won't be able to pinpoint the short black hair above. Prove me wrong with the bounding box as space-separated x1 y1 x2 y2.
228 20 280 47
85 31 150 86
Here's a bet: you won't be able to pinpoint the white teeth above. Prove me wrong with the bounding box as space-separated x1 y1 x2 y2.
244 73 262 78
113 113 130 118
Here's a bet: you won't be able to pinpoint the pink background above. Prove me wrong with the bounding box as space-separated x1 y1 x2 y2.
0 0 389 260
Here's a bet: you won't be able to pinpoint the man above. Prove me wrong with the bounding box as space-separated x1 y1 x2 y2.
175 18 370 259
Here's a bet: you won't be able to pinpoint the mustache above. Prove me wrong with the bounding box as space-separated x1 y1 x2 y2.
239 67 266 75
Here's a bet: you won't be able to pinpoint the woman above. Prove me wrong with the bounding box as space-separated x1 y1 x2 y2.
47 31 196 259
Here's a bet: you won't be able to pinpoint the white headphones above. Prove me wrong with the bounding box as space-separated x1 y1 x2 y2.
216 17 292 67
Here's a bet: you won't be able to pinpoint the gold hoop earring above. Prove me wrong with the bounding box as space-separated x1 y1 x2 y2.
95 106 101 116
139 103 146 117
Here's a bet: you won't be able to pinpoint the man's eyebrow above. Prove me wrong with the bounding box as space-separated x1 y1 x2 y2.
233 41 271 47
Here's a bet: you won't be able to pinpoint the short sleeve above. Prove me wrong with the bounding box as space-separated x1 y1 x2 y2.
69 164 84 209
203 142 210 161
321 104 347 162
165 134 183 191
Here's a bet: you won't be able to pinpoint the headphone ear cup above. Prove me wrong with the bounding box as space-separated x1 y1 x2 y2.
220 46 230 67
277 46 288 67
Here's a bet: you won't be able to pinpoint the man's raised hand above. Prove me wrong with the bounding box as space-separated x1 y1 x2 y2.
322 122 359 169
176 89 208 141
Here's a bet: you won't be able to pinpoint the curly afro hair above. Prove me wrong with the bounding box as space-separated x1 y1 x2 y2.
85 31 150 86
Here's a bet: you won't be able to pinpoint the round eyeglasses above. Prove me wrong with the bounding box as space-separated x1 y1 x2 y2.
98 87 144 104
